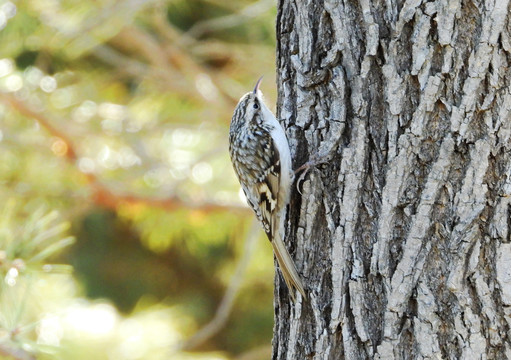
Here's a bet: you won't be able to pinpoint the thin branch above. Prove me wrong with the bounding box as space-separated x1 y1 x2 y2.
151 2 197 45
79 0 157 35
113 26 171 70
183 0 275 40
112 25 238 106
1 95 77 161
91 184 245 213
0 94 247 214
91 45 199 99
176 219 260 351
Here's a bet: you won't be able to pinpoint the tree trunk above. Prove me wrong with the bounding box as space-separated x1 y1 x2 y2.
274 0 511 359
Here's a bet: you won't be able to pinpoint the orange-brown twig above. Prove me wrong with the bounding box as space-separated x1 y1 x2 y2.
2 95 77 160
1 94 247 214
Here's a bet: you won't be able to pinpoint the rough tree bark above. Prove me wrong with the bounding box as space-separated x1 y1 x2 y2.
274 0 511 359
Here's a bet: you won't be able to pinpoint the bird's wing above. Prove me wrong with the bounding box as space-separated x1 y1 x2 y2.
241 135 281 240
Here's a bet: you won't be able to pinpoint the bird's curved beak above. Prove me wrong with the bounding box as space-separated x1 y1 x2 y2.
253 76 263 94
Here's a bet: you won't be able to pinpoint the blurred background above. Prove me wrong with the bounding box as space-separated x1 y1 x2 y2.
0 0 278 359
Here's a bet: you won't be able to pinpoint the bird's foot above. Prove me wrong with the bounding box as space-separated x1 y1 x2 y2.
294 152 331 194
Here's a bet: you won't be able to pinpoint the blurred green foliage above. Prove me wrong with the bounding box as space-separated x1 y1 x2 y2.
0 0 278 359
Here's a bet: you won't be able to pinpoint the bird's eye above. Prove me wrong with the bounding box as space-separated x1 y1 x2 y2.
253 103 259 109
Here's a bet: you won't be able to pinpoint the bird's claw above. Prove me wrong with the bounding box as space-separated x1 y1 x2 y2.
294 153 331 194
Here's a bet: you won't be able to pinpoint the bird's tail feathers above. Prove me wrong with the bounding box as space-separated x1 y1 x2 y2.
272 235 306 301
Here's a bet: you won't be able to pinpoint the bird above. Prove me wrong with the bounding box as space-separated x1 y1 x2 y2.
229 77 305 301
